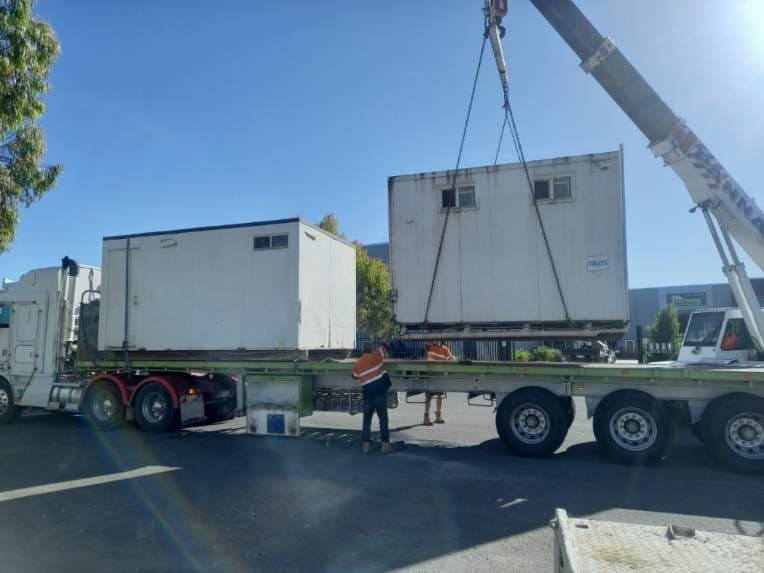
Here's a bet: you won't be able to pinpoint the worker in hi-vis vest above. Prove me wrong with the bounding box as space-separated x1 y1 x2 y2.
424 341 455 425
352 342 393 454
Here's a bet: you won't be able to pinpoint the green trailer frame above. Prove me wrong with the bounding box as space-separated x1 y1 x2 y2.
77 358 764 473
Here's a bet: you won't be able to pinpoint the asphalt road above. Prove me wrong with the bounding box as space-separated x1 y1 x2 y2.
0 397 762 572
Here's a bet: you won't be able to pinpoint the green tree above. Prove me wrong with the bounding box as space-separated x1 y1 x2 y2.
317 213 395 339
0 0 61 252
317 213 342 238
648 304 682 360
355 244 396 339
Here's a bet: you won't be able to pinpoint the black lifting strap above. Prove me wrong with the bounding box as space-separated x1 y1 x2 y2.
496 86 571 323
423 32 488 324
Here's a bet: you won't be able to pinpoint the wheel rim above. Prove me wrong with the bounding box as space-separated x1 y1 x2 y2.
141 391 168 424
92 390 116 422
0 387 9 416
510 402 550 444
609 407 658 452
725 413 764 460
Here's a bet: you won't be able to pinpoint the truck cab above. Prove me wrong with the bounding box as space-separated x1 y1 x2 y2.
0 260 101 412
677 308 759 363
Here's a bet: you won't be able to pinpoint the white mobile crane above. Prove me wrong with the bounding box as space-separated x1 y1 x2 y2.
485 0 764 364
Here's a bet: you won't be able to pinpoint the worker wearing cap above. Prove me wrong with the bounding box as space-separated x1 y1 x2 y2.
352 342 393 454
424 341 454 425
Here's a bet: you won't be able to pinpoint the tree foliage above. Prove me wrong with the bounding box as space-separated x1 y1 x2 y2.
649 304 682 359
0 0 61 252
317 213 395 339
355 244 396 339
317 213 342 238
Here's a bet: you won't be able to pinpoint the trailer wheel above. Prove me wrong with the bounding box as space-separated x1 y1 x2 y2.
84 382 125 431
0 379 21 424
134 383 178 433
702 394 764 475
495 388 568 457
593 390 673 466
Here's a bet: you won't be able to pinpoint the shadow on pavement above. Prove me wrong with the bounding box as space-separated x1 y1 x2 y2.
0 413 762 573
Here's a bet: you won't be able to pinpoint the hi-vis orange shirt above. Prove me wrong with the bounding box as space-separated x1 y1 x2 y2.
352 348 387 385
426 343 453 361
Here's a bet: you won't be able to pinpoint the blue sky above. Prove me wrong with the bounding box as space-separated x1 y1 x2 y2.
1 0 764 288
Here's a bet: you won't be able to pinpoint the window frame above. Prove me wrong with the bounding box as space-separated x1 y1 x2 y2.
532 175 574 203
440 184 477 211
253 233 289 251
270 233 289 249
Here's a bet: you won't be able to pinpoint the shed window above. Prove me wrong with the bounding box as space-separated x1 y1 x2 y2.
441 188 456 208
441 185 476 209
0 304 9 328
534 176 573 202
553 176 571 199
271 234 288 248
254 236 271 250
254 233 289 250
458 186 476 208
533 180 551 200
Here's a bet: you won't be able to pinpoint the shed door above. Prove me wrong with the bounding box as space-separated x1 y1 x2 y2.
10 303 41 374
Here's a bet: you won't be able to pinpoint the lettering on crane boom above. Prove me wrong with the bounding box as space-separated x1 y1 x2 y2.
686 142 764 238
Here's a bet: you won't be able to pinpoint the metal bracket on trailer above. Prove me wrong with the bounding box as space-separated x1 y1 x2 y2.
467 392 495 407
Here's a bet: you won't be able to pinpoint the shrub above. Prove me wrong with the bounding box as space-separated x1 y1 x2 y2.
514 350 531 362
529 346 563 362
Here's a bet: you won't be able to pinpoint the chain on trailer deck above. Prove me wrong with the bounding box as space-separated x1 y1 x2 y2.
550 508 764 573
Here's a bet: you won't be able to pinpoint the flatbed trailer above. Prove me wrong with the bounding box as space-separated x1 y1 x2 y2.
80 357 764 474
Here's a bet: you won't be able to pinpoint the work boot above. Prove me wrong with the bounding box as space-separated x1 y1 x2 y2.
423 414 433 426
361 441 371 454
381 442 393 454
435 412 445 424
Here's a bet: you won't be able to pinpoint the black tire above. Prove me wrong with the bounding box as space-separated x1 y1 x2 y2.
701 394 764 475
691 421 708 444
0 378 20 424
84 382 126 431
495 387 569 457
593 390 674 466
134 383 178 433
561 396 576 429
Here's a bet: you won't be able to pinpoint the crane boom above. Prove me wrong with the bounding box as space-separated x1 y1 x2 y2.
485 0 764 353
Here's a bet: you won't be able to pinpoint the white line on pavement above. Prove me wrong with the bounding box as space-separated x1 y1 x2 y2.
0 465 180 503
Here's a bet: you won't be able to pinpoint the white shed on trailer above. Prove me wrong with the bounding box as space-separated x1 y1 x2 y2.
388 149 628 339
98 219 356 352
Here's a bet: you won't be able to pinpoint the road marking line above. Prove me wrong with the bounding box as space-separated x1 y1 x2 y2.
0 465 180 503
499 497 528 509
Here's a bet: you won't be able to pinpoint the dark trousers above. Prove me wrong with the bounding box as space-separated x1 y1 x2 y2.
362 391 390 443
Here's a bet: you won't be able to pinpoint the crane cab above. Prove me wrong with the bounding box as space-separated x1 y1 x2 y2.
678 308 760 363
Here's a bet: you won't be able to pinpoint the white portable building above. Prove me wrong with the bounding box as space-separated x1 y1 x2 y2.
388 149 628 339
98 218 356 352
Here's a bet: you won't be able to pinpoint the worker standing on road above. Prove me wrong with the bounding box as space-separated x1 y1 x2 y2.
352 342 393 454
424 341 454 425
